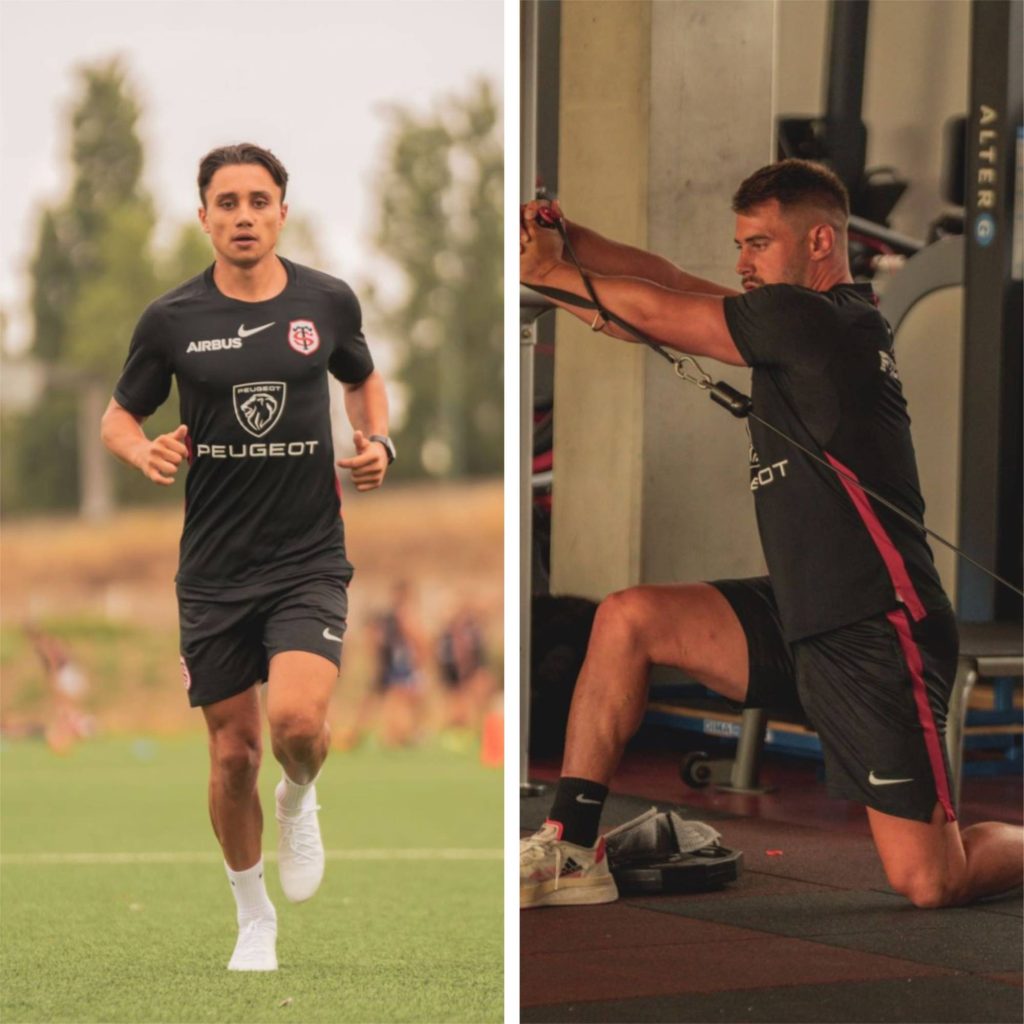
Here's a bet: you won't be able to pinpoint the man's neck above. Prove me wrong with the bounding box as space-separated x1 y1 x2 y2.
806 261 854 293
213 254 287 302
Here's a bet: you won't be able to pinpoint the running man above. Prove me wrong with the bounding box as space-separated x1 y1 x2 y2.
519 159 1023 910
101 143 396 970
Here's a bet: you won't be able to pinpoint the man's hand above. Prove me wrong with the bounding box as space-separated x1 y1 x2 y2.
520 200 566 285
337 430 388 492
139 424 189 486
520 199 564 248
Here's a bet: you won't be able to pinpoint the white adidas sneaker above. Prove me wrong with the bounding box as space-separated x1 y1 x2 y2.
275 780 325 903
520 820 619 909
228 917 278 971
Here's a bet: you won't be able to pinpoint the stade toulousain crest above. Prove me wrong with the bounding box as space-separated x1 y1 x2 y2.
233 382 287 437
288 319 320 355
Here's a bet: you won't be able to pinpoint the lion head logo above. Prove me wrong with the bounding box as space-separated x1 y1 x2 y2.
232 382 286 437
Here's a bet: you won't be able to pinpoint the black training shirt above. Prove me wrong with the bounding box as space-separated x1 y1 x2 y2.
723 283 948 641
114 258 374 594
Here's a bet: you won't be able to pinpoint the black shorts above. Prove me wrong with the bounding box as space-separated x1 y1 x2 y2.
177 574 350 708
710 577 959 823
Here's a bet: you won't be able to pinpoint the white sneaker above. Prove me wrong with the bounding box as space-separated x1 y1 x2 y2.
520 820 619 909
275 780 325 903
228 917 278 971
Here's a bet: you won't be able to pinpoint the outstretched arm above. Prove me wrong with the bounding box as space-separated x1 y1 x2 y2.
521 201 739 298
521 215 746 368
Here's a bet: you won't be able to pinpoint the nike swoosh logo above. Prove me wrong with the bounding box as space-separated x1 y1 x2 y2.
237 322 275 338
322 627 344 643
575 794 602 805
868 771 914 786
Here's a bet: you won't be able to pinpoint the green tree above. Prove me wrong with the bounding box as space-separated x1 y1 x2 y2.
368 79 503 479
30 58 153 370
6 58 165 516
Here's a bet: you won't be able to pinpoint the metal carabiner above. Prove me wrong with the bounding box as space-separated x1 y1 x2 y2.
673 355 713 390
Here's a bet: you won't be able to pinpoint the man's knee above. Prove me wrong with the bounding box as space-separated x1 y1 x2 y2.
209 730 262 792
592 588 649 649
269 706 325 754
889 868 963 909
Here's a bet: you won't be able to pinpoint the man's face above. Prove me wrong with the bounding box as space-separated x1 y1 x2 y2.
733 200 812 290
198 163 287 268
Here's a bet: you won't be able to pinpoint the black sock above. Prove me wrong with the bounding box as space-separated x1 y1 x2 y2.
547 776 608 847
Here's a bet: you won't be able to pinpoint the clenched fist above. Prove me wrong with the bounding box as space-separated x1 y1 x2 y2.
337 430 388 492
138 424 189 486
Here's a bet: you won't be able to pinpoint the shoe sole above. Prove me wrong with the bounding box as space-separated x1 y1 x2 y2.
520 876 619 909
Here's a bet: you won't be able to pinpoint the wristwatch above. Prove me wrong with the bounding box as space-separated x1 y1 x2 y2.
369 434 397 464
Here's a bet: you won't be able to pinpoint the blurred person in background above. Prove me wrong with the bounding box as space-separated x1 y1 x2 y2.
436 601 497 736
100 143 396 971
24 624 93 754
346 579 428 748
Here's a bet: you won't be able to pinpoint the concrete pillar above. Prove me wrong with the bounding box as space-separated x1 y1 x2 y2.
550 0 652 599
551 1 774 599
641 0 774 584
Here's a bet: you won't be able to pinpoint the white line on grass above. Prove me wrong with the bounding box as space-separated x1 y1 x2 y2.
1 849 502 865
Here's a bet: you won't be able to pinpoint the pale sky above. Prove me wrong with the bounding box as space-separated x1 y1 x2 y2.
0 0 502 355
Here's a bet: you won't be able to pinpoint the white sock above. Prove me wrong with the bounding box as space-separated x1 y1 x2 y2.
225 858 276 925
278 772 317 813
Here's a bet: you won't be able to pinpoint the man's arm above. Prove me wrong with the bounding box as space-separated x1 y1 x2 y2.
337 370 390 492
521 201 739 298
521 221 746 368
100 399 188 486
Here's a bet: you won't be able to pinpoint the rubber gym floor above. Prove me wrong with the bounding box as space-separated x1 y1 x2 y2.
521 738 1023 1024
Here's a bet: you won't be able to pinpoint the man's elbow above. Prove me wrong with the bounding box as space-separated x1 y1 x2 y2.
99 407 115 450
342 370 377 394
99 401 141 451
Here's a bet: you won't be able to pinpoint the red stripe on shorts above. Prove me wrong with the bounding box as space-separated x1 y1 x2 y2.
886 608 956 822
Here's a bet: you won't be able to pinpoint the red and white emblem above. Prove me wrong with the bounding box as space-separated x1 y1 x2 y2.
288 319 320 355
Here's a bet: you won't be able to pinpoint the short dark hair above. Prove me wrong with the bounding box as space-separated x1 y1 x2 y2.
732 159 849 221
197 143 288 205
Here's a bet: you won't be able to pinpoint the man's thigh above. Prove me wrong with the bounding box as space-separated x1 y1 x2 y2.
178 591 267 708
794 606 958 823
704 577 798 708
263 575 350 725
263 574 350 670
266 651 338 728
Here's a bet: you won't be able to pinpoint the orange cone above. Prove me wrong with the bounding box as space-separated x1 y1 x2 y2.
480 705 503 767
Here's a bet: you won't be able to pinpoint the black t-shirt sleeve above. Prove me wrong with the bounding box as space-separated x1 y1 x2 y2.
722 285 837 369
113 304 173 417
328 283 375 384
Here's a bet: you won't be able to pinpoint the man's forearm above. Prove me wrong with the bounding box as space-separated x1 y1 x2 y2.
523 260 744 367
566 222 737 297
343 370 389 436
100 403 149 471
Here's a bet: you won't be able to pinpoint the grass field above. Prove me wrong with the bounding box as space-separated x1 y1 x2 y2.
0 734 502 1023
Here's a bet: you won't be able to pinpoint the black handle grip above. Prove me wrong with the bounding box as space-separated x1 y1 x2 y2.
709 382 752 418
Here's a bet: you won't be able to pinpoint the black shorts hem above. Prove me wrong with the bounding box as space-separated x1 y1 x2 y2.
826 782 953 824
188 675 263 709
266 644 342 672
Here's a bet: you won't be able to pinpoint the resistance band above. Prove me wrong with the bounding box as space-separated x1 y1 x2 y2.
526 208 1024 600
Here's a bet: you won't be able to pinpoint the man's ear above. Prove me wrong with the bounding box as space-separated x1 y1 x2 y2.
198 206 210 234
280 202 288 228
809 223 835 261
